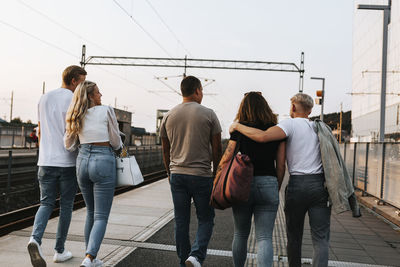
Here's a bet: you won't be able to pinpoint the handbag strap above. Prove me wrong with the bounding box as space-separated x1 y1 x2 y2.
117 144 129 158
225 133 242 171
234 133 241 155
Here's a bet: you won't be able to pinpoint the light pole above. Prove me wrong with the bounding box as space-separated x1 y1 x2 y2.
358 1 391 142
311 77 325 121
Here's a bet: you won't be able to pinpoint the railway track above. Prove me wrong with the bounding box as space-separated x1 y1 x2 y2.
0 146 164 213
0 146 162 190
0 169 167 237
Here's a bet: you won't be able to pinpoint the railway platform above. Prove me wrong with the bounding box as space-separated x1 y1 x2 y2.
1 178 400 267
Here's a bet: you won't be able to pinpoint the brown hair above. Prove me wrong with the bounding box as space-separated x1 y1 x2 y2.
235 92 277 125
180 76 201 97
62 65 87 86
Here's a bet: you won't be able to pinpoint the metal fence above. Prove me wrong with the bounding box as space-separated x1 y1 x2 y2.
340 142 400 209
0 125 36 148
0 145 164 214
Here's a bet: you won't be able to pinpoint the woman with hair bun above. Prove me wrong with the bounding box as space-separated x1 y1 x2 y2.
64 81 122 267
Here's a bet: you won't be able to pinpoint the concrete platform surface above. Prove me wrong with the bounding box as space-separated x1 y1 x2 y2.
119 191 400 267
0 178 174 266
1 177 400 267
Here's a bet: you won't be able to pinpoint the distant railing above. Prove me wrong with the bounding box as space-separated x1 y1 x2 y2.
0 125 37 148
0 145 164 214
340 142 400 209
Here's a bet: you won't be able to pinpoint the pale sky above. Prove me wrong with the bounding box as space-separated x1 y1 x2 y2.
0 0 354 137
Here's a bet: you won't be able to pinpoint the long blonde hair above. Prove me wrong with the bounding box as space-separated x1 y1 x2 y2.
65 80 97 136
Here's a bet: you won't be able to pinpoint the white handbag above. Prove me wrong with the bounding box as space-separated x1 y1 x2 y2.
116 154 144 187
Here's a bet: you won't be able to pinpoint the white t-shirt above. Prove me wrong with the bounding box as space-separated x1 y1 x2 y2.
277 118 323 175
38 88 77 167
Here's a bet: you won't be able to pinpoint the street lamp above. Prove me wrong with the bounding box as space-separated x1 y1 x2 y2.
358 1 391 142
311 77 325 121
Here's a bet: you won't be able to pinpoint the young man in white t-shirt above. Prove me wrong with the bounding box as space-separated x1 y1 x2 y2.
230 93 330 267
28 66 86 267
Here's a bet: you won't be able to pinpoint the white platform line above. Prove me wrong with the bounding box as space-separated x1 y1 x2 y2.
11 230 393 267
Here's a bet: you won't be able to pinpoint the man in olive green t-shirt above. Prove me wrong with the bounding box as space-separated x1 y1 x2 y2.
160 76 222 267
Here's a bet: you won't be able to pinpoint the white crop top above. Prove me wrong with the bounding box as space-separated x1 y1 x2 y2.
64 105 122 151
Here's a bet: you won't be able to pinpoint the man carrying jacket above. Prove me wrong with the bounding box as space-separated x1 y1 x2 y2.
230 93 331 267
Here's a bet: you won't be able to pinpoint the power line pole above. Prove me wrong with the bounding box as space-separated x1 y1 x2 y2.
10 91 14 122
42 81 45 94
339 103 343 143
358 1 391 142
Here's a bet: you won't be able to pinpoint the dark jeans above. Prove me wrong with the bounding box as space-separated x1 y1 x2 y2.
31 166 78 253
284 174 331 267
170 173 215 266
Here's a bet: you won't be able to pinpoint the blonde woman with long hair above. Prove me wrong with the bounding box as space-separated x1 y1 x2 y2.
64 81 122 267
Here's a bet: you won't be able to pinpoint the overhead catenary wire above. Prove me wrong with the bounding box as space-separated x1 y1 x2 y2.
9 1 234 120
18 0 179 103
112 0 174 58
1 1 231 129
115 0 228 107
0 20 179 111
0 19 78 59
348 92 400 96
17 0 115 56
93 64 177 104
144 0 192 57
16 0 159 78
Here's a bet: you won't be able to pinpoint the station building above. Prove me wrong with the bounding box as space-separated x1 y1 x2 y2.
352 0 400 141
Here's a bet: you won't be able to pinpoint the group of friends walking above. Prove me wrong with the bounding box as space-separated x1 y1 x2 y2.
26 66 359 267
160 76 359 267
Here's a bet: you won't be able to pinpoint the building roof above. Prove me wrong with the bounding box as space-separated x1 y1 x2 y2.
131 127 147 136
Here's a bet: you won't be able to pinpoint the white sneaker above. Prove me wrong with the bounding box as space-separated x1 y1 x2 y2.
185 256 201 267
53 250 72 262
80 257 103 267
80 257 94 267
93 258 103 267
27 237 46 267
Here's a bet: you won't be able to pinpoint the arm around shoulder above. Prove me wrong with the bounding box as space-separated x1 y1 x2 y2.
231 123 286 143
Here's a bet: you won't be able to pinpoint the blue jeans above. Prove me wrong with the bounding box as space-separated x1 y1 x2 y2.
77 144 116 258
31 166 78 253
170 173 215 266
232 176 279 267
284 174 331 267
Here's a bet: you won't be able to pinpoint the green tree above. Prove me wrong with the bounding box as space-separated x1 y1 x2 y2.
10 117 23 124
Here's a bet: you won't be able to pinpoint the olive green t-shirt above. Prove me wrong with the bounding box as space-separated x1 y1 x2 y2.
160 102 222 177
